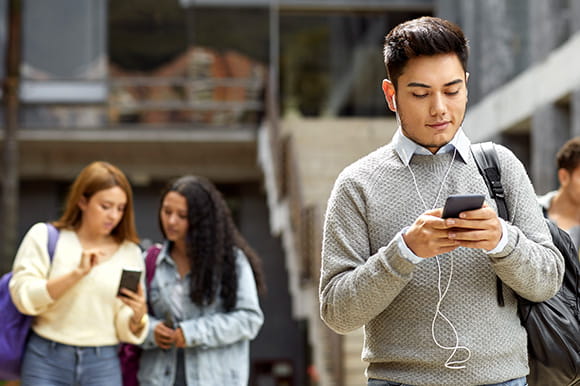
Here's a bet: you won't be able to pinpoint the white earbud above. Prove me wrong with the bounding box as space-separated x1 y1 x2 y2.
392 95 402 128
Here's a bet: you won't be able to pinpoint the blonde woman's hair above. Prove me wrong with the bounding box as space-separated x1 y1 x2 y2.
53 161 139 244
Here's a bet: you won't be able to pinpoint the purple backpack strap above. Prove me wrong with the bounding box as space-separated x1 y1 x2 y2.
0 223 60 380
144 245 161 288
46 223 59 261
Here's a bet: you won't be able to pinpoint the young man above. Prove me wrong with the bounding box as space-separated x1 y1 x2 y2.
319 17 564 386
538 137 580 251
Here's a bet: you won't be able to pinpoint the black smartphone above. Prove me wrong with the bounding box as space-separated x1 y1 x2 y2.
442 194 485 219
117 268 142 297
163 311 175 329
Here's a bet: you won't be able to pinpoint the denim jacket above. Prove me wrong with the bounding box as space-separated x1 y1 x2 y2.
137 242 264 386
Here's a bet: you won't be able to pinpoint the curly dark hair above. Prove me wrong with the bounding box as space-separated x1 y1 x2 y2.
159 175 266 312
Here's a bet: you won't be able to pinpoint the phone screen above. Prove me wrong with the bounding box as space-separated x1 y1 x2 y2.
442 194 485 219
117 269 142 297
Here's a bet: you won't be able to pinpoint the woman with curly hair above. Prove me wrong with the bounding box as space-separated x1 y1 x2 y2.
138 175 265 386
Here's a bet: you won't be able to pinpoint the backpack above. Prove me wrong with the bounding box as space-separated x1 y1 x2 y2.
0 223 59 380
471 142 580 386
119 244 161 386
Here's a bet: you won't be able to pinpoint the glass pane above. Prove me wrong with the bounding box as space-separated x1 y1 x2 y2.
19 0 107 128
21 0 106 80
280 11 425 117
108 2 268 127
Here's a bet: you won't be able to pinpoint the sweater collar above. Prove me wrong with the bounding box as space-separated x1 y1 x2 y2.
392 127 471 166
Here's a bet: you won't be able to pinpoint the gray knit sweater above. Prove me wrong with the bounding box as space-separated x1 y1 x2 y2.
319 143 564 386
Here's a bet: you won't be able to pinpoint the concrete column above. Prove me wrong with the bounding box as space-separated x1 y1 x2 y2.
571 0 580 33
529 0 559 63
478 0 513 95
531 104 569 193
499 132 531 172
572 89 580 138
459 0 482 100
435 0 461 24
570 7 580 140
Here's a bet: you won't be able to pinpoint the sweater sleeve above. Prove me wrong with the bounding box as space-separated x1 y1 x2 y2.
116 305 150 344
319 171 415 334
487 145 564 302
9 223 55 315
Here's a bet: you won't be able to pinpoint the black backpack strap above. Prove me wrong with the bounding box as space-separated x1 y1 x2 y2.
470 142 509 221
470 142 509 307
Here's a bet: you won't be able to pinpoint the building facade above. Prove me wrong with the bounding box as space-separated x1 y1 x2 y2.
4 0 578 385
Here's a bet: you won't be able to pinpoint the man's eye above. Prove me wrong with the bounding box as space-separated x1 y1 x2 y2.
446 90 460 95
413 93 428 98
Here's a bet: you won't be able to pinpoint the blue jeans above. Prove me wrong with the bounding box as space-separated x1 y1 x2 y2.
21 332 122 386
368 377 527 386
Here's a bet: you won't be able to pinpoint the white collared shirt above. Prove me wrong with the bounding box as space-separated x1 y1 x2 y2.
392 127 508 264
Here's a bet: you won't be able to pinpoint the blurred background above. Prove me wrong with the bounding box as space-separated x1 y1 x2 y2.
2 0 580 385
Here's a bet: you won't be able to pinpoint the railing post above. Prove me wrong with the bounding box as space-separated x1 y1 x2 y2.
1 0 22 274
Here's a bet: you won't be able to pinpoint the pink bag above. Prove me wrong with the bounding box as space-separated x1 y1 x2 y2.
119 245 161 386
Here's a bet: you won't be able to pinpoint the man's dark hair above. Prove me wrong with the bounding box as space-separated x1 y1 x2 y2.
383 16 469 89
557 137 580 173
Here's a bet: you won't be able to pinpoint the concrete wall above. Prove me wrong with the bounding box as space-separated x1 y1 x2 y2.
438 0 580 194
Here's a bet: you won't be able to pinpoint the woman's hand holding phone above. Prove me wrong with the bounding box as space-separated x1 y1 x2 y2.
154 322 186 349
118 283 147 334
154 322 175 349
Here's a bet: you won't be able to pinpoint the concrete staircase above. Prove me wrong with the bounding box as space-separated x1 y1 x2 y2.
281 116 398 212
260 115 397 385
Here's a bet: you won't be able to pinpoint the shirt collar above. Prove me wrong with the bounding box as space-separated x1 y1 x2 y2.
158 241 174 266
392 127 471 166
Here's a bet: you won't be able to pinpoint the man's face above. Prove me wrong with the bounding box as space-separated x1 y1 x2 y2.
382 53 468 153
560 167 580 207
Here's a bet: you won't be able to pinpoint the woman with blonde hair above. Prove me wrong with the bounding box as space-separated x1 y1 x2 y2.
10 161 149 385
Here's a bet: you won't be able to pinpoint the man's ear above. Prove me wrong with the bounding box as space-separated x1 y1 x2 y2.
382 79 396 112
558 168 570 187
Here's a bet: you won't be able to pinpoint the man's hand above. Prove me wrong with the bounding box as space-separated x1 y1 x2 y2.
402 204 502 258
444 204 503 251
403 208 460 258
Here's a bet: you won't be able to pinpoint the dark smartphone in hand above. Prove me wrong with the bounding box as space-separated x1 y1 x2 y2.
442 194 485 219
117 268 142 297
163 311 175 329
